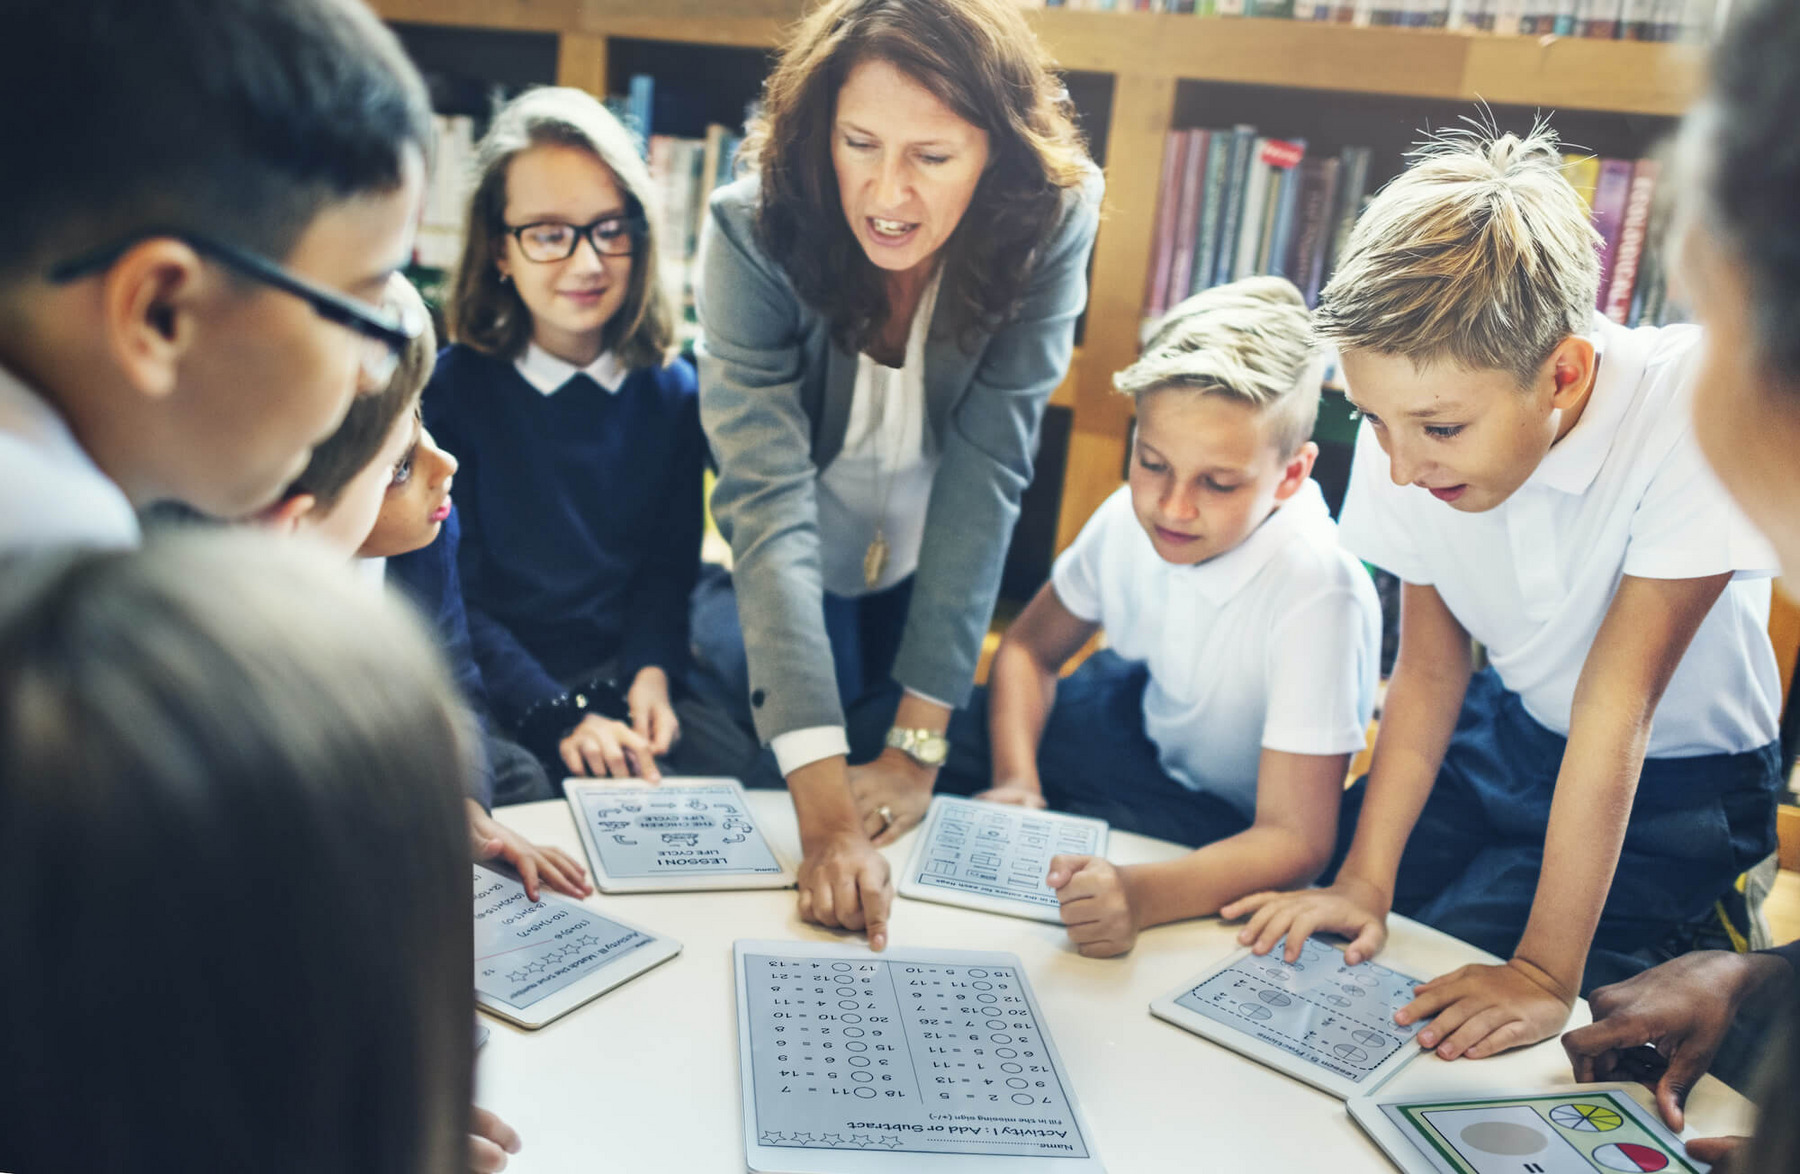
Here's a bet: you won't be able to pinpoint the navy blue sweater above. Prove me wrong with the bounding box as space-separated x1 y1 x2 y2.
424 345 704 722
386 506 496 809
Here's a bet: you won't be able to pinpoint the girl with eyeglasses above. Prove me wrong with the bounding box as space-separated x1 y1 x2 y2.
429 87 756 799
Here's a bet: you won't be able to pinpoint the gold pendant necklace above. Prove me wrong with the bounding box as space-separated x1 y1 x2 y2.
863 361 910 590
863 529 890 589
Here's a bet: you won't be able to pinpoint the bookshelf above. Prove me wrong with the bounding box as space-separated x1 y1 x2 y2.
371 0 1704 557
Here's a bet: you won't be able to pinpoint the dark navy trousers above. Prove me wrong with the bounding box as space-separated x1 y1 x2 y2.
1327 667 1781 992
932 650 1253 849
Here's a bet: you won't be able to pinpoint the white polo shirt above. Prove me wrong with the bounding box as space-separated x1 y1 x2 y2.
1052 479 1381 818
1338 314 1781 758
0 362 139 550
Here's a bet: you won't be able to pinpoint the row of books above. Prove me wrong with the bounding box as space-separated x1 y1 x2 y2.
1563 153 1679 329
609 73 753 339
1143 130 1683 331
1142 126 1375 319
1033 0 1731 42
415 113 478 273
646 125 745 336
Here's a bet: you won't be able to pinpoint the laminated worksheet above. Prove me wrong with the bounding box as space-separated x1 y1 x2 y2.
1151 934 1427 1098
734 940 1104 1173
566 778 794 892
898 796 1107 923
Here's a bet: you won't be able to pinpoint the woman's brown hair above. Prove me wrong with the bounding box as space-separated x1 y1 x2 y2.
449 86 675 369
744 0 1093 353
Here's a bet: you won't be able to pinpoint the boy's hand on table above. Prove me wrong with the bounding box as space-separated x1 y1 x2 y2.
1047 855 1139 958
560 713 661 782
1223 876 1390 964
974 778 1047 809
796 829 893 951
1562 950 1790 1129
848 750 936 846
1404 956 1575 1060
467 799 591 902
470 1105 522 1172
626 666 680 757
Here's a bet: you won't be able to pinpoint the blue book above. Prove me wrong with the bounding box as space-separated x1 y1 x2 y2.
626 74 654 157
1211 126 1257 289
1264 138 1308 280
1190 128 1232 297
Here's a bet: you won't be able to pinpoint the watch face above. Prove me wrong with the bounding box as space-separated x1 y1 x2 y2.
890 728 949 766
913 733 948 766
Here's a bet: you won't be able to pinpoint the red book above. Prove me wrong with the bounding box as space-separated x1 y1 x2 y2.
1603 159 1660 324
1589 158 1635 312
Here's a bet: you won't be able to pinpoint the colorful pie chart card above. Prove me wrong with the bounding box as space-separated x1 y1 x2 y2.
1348 1087 1709 1174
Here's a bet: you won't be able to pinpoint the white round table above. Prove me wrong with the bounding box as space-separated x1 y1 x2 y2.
477 793 1753 1172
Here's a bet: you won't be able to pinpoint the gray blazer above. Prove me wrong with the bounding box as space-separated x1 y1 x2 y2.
696 168 1104 744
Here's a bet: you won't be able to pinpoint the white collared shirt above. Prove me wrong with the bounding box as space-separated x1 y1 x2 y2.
815 270 943 598
1338 313 1781 757
514 342 629 396
0 362 139 550
770 271 944 778
1053 479 1382 817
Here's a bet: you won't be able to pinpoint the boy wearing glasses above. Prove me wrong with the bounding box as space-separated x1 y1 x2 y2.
0 0 430 548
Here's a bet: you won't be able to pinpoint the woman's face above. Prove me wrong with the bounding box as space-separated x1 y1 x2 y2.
831 57 991 277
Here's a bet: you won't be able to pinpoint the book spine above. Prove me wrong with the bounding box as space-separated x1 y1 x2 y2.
1233 139 1275 283
1560 152 1602 210
1255 170 1285 274
1167 130 1210 310
1492 0 1527 33
1327 145 1372 279
1620 0 1655 35
1216 0 1248 14
1279 159 1323 283
1589 157 1635 310
1265 142 1309 279
1192 129 1231 296
1301 158 1341 304
1677 0 1716 41
1212 126 1257 286
1602 159 1659 324
1144 130 1188 320
1579 0 1623 36
627 74 655 153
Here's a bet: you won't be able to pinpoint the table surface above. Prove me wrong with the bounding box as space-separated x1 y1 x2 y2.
478 793 1753 1172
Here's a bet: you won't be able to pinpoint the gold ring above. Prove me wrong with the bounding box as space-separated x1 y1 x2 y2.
876 804 895 830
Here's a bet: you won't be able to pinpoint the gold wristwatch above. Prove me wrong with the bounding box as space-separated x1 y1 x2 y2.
885 726 950 768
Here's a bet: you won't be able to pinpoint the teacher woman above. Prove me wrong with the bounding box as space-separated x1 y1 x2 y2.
696 0 1102 946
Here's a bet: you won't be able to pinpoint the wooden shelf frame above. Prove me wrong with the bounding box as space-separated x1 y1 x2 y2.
374 0 1704 551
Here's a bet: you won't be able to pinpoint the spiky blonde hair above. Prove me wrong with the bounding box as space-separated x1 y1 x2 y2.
1115 275 1324 457
1314 121 1601 387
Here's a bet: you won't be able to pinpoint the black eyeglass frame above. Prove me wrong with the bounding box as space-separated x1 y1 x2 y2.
46 229 421 352
502 214 649 263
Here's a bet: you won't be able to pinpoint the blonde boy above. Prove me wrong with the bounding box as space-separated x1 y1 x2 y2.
1228 128 1783 1061
935 277 1381 957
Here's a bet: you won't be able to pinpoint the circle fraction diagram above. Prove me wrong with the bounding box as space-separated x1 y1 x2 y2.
1591 1142 1670 1172
1548 1102 1624 1132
